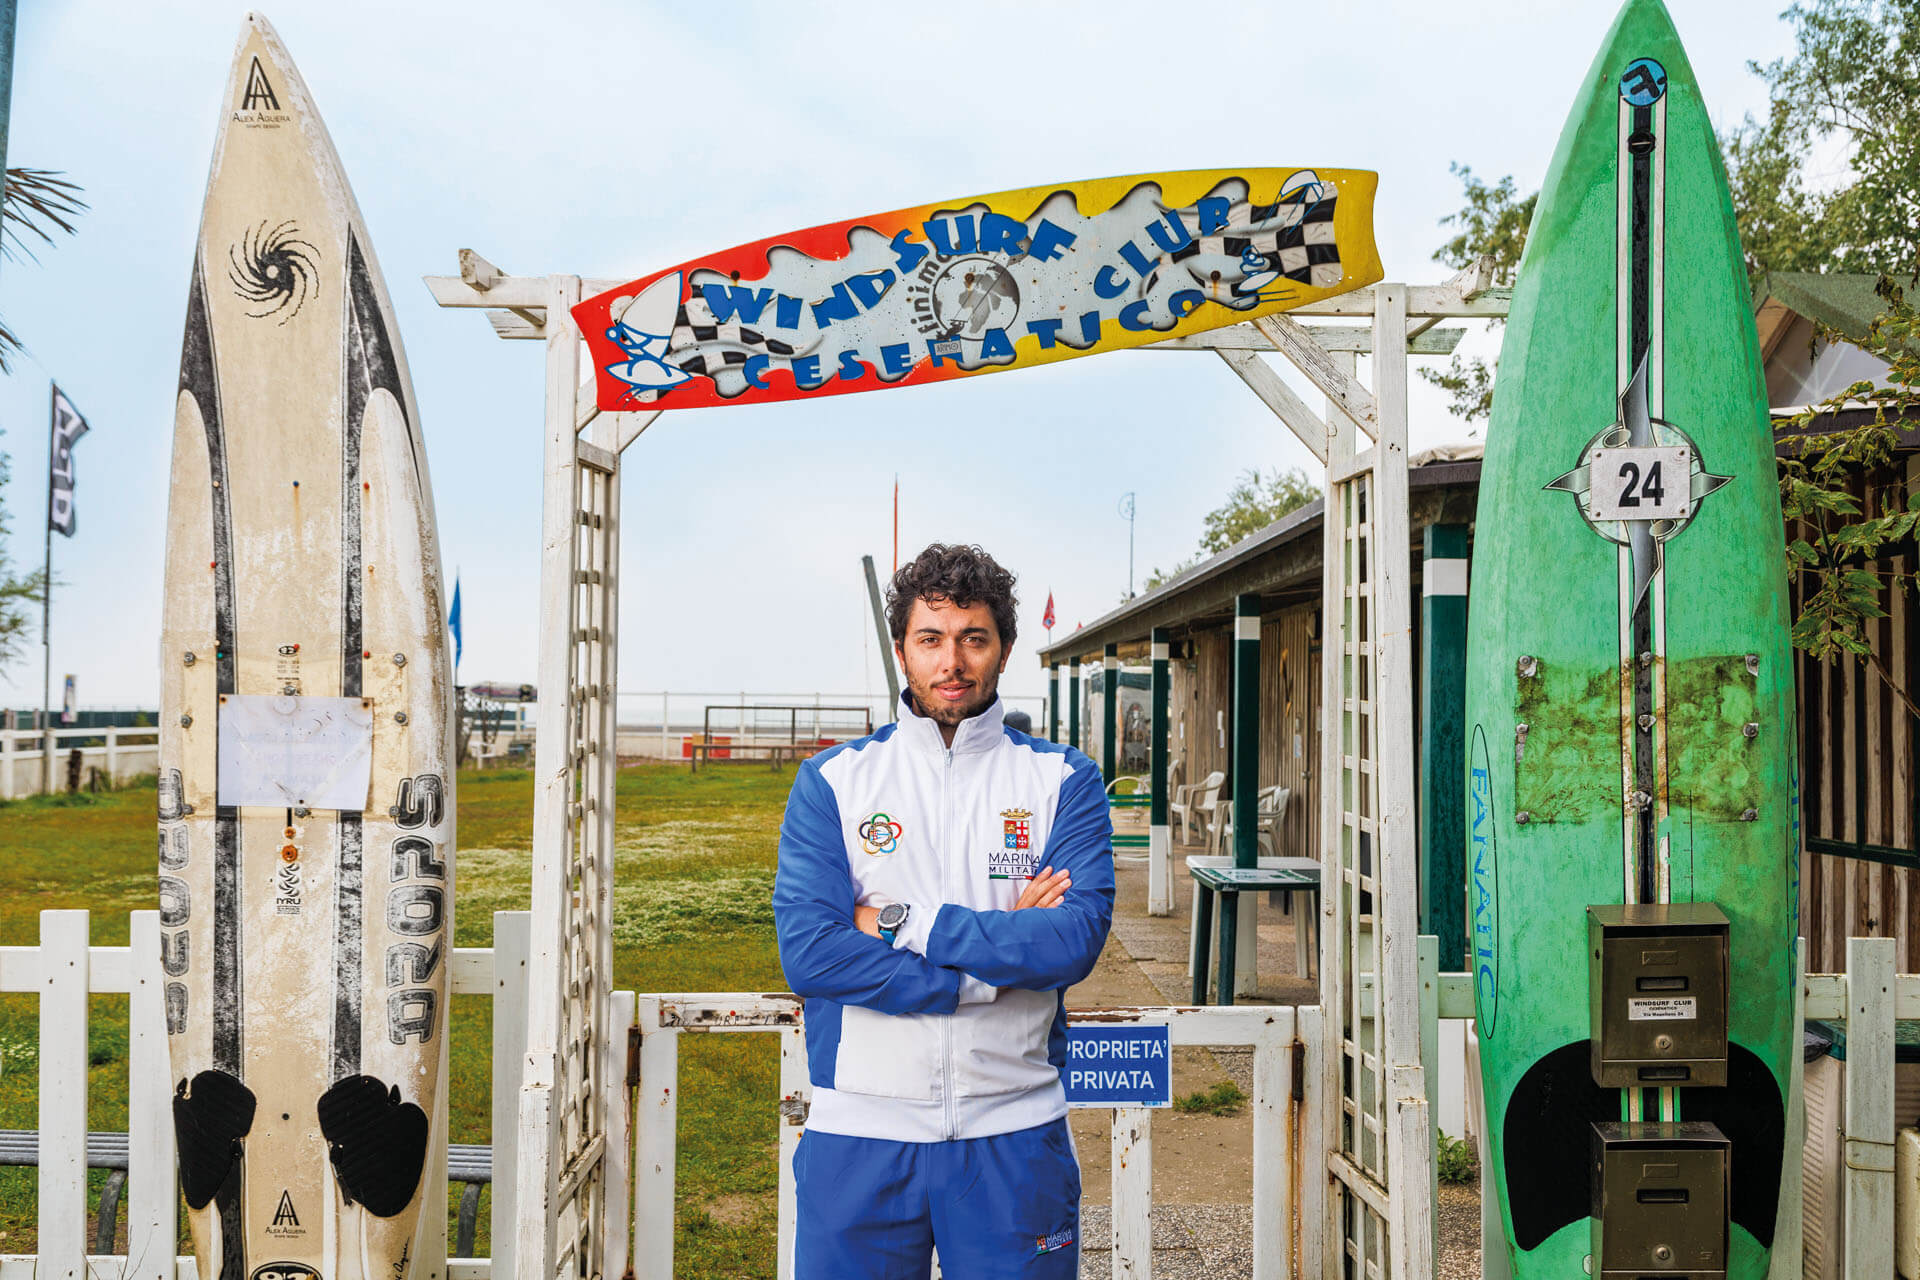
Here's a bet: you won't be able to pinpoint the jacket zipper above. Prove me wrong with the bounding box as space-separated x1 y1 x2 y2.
941 744 958 1140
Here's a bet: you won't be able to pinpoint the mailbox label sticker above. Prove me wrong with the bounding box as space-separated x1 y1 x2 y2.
1627 996 1698 1021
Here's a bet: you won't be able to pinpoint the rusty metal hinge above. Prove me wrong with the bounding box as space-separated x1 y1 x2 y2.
626 1025 642 1088
1290 1042 1305 1102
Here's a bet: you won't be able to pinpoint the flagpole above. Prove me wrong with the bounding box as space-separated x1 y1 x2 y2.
40 380 54 792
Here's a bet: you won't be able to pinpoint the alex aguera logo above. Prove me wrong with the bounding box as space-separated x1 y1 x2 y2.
858 812 903 857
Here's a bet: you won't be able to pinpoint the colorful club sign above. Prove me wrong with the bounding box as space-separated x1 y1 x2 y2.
575 167 1381 411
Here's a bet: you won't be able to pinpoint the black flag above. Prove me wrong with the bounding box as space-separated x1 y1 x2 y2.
48 385 90 537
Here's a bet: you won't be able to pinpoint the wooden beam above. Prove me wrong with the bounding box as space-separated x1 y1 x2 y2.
1289 283 1512 319
1254 313 1378 439
486 309 544 340
1147 323 1464 356
424 270 621 311
459 248 504 292
1216 348 1328 463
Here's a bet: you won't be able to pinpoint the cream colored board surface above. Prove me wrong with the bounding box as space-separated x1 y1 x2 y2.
160 15 451 1279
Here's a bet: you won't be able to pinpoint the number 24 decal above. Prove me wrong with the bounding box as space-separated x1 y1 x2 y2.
1617 460 1666 508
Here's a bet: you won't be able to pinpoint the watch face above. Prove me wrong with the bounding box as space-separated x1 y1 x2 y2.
878 903 907 929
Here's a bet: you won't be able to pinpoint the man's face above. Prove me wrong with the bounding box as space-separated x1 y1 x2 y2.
896 595 1008 732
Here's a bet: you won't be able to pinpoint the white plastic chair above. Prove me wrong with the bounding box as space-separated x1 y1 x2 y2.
1171 769 1224 844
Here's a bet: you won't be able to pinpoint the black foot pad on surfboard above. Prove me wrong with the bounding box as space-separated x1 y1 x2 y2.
317 1074 429 1217
1503 1041 1785 1251
173 1070 257 1210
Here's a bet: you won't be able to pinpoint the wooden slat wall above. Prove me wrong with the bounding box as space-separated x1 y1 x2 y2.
1168 630 1232 802
1259 605 1320 860
1797 454 1920 973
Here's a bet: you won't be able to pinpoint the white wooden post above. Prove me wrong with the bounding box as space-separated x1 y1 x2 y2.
41 725 54 795
633 999 678 1280
777 1025 810 1280
127 910 179 1278
1371 282 1435 1280
518 272 585 1277
105 725 119 786
38 909 88 1277
1419 935 1441 1253
1843 936 1896 1279
1 728 13 801
660 692 669 760
491 910 531 1272
1297 1004 1328 1278
1251 1018 1294 1280
606 990 636 1280
1111 1106 1152 1276
1767 938 1807 1280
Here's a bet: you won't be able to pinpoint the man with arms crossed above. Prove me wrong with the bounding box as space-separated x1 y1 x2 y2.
774 543 1114 1278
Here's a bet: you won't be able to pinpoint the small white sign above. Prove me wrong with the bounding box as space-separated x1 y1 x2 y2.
1587 446 1691 522
1627 995 1698 1021
217 694 374 810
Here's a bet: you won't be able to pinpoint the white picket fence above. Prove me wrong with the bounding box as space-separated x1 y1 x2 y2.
0 726 160 800
0 911 1908 1279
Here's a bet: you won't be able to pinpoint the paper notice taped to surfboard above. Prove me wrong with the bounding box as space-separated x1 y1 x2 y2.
216 694 374 810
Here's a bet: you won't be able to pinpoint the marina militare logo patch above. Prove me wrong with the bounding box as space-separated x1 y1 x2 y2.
1034 1225 1075 1255
858 812 902 857
990 808 1040 880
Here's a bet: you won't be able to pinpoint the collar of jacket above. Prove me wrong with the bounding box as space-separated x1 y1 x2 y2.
893 691 1007 756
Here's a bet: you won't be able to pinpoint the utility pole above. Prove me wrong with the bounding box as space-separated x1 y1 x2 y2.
862 555 900 719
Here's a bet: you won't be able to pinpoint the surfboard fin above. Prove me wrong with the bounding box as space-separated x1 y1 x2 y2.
172 1069 257 1211
317 1074 429 1217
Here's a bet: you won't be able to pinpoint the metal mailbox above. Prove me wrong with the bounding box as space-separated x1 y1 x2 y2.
1588 902 1729 1087
1591 1121 1729 1279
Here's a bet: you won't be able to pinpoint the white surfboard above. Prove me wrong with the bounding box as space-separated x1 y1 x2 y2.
159 14 453 1278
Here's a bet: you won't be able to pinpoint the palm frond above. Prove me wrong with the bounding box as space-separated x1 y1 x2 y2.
3 168 87 264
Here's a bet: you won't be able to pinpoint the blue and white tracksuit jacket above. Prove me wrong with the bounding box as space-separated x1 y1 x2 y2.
773 696 1116 1142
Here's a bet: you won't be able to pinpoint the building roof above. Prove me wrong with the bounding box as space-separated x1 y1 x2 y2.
1036 457 1481 665
1754 270 1918 362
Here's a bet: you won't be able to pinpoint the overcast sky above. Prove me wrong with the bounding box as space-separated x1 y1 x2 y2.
0 0 1796 716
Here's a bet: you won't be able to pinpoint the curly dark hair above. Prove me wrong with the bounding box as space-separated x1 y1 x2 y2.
886 544 1019 649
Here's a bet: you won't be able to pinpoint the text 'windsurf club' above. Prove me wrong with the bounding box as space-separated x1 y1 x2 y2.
573 169 1377 411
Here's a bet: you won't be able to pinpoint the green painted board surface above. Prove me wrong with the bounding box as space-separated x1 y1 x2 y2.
1464 2 1798 1277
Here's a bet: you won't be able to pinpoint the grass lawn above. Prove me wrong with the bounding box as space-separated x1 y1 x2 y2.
0 762 795 1276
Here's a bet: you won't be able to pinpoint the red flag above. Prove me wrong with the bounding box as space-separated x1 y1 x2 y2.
1042 592 1056 631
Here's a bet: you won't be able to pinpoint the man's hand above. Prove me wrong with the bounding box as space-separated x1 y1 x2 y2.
1014 866 1071 911
854 905 882 938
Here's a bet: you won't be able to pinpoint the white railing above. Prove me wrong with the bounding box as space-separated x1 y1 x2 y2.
0 909 554 1280
0 914 1907 1280
0 726 160 800
631 996 1303 1280
612 690 1047 758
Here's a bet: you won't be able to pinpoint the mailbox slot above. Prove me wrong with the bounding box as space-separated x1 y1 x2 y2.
1591 1121 1729 1280
1588 903 1729 1088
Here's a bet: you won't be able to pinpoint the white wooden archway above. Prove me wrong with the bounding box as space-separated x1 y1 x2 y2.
427 252 1510 1280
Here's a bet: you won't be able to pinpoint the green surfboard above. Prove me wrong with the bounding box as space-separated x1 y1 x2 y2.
1465 1 1798 1276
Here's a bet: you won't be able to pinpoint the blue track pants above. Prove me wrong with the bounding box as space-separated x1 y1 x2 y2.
791 1117 1082 1279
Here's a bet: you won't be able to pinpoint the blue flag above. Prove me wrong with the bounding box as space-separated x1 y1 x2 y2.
447 576 463 670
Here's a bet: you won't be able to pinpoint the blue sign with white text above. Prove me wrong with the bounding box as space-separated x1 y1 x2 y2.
1063 1024 1171 1108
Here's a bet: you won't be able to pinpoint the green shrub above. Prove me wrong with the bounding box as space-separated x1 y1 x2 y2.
1173 1080 1246 1116
1437 1130 1479 1184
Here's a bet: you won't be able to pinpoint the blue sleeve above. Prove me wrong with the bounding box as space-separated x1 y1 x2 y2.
773 759 961 1015
923 755 1115 991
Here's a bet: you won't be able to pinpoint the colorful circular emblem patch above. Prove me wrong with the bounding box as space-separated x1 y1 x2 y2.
1619 57 1667 106
858 812 903 857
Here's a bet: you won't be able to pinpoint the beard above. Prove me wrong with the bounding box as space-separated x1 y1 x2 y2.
905 668 1000 728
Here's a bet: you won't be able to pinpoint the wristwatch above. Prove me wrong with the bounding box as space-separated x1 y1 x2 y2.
876 902 910 945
